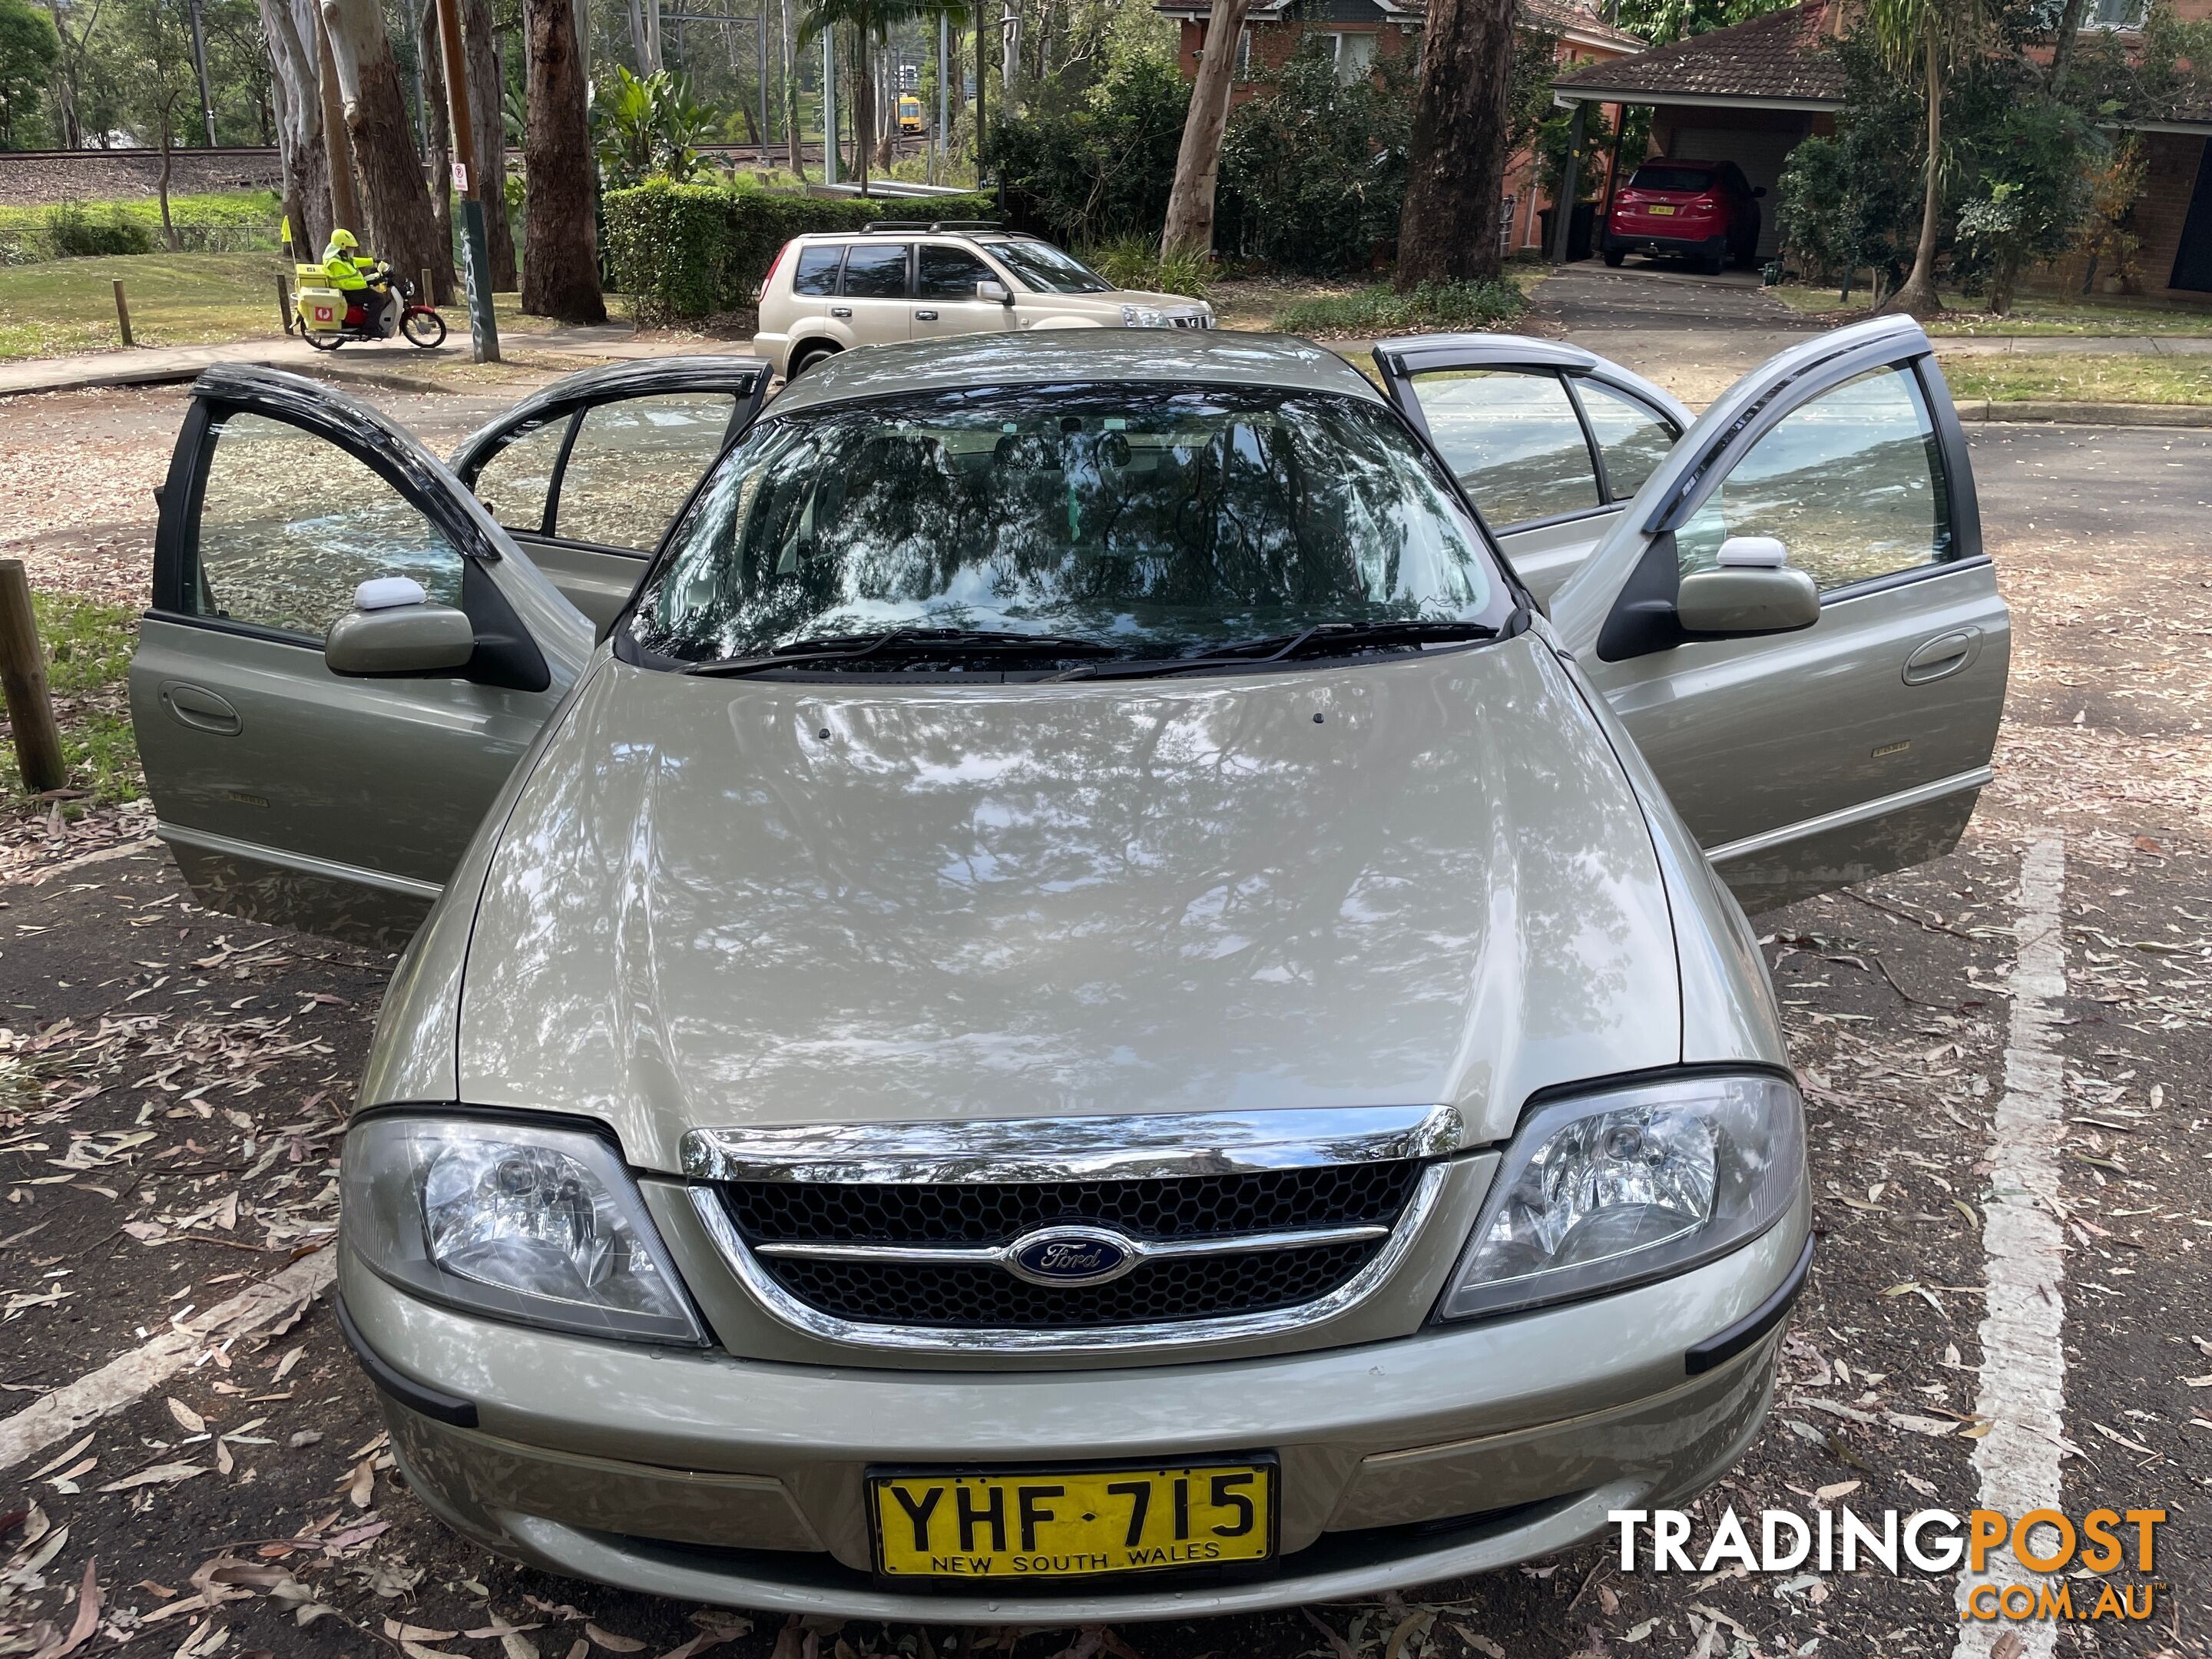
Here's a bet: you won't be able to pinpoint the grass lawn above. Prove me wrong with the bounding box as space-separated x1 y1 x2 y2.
0 252 294 360
0 252 644 364
1768 282 2212 336
1 593 141 812
1942 353 2212 405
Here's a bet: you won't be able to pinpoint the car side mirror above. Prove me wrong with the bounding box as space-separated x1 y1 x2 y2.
324 576 477 677
975 279 1012 306
1676 537 1819 636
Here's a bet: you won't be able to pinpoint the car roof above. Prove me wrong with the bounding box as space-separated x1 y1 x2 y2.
790 224 1038 241
767 331 1388 416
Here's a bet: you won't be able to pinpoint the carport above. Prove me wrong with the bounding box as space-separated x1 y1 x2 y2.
1548 0 2212 298
1548 0 1845 264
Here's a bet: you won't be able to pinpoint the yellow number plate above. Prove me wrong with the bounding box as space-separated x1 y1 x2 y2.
870 1463 1275 1580
1649 204 1677 215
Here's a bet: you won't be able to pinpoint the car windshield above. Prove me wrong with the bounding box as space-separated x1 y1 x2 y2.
626 385 1512 671
1628 166 1717 193
975 239 1114 294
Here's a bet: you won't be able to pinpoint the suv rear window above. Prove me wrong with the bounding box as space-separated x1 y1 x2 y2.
793 246 841 296
1628 165 1717 193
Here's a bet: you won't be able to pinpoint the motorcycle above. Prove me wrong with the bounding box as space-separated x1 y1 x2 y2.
293 268 448 351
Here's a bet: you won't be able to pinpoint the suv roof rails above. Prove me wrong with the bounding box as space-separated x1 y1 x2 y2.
857 219 1008 233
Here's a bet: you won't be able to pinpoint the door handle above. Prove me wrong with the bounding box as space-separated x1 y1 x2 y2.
830 306 852 319
1902 627 1981 686
914 309 939 320
160 681 241 735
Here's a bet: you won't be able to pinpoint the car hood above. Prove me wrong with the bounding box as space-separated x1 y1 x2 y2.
457 636 1682 1173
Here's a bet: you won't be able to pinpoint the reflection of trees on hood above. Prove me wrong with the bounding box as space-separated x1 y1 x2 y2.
469 640 1671 1127
633 389 1503 662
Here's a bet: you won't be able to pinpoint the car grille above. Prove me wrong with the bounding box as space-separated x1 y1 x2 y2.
1171 313 1211 329
717 1163 1422 1330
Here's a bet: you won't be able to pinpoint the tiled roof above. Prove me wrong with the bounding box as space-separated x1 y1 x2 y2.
1154 0 1647 50
1518 0 1651 53
1554 0 1846 103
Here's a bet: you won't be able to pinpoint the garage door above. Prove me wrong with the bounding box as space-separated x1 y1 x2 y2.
1673 124 1813 259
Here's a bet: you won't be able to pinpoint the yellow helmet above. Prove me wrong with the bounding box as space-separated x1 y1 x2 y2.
328 229 359 252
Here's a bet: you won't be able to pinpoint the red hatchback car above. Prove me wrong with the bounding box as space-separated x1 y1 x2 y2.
1601 160 1764 275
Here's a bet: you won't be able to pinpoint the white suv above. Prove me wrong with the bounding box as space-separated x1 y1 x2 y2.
752 222 1215 377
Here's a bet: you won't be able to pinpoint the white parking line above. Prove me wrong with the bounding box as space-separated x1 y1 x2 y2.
1952 835 2068 1658
0 1247 333 1471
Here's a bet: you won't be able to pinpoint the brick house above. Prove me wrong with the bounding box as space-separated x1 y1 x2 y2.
1552 0 2212 296
1154 0 1649 255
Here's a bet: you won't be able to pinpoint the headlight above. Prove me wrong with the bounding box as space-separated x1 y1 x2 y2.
342 1115 706 1345
1438 1074 1803 1322
1119 304 1168 327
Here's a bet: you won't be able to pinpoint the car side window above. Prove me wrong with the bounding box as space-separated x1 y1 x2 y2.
555 392 739 551
470 416 568 535
188 410 465 641
840 243 909 299
917 243 995 299
1406 369 1600 527
793 246 842 296
1574 380 1677 502
1675 364 1954 592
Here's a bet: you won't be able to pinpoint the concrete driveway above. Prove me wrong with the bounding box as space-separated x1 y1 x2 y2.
1531 261 1820 405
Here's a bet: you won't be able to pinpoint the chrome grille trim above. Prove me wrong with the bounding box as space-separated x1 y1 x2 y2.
751 1220 1392 1266
680 1104 1464 1185
687 1162 1452 1354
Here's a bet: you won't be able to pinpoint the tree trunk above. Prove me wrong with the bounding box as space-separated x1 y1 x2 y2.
316 13 362 234
522 0 605 321
157 120 178 250
44 0 79 147
322 0 451 303
1883 22 1944 319
418 0 454 270
780 0 803 178
2050 0 2088 89
462 0 515 287
852 29 870 194
1160 0 1250 259
260 0 329 254
1395 0 1516 284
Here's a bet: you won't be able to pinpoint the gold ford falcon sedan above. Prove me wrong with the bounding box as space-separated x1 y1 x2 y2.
127 320 2005 1619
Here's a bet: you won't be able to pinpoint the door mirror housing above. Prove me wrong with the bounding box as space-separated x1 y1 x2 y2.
975 280 1012 306
1677 538 1819 637
325 579 478 677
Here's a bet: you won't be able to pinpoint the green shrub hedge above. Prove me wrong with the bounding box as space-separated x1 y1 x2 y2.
603 181 996 322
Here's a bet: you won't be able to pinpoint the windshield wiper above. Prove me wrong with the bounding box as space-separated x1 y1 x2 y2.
1046 618 1511 684
683 628 1121 678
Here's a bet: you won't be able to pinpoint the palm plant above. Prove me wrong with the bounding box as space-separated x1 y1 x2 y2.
1861 0 1982 318
793 0 962 197
594 65 717 187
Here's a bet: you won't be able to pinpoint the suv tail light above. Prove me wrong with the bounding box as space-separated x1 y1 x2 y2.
756 241 796 306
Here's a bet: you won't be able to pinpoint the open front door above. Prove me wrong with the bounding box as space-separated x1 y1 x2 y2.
1549 317 2009 912
449 357 770 629
1373 336 1689 602
129 366 593 944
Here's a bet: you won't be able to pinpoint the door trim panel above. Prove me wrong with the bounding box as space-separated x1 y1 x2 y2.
1705 765 1992 867
158 820 445 902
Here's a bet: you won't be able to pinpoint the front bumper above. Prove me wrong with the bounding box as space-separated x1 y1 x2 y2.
337 1199 1809 1621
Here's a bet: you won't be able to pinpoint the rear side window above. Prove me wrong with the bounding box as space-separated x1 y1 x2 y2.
841 243 909 298
1402 368 1600 527
793 246 842 296
1629 166 1715 193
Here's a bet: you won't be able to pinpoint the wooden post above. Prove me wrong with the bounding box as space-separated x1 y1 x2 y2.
112 280 134 347
0 562 66 796
276 273 293 334
419 265 434 303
